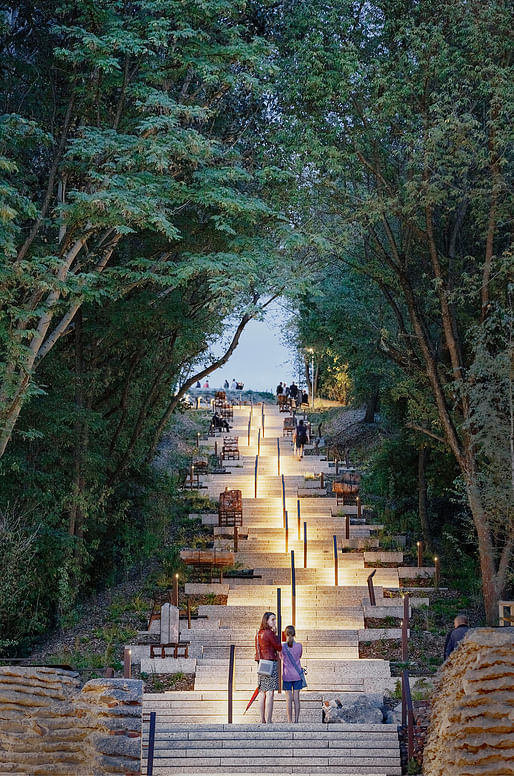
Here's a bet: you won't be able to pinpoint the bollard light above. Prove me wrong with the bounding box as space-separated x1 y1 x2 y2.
434 556 440 589
196 432 200 448
123 647 131 679
173 573 179 608
417 541 423 568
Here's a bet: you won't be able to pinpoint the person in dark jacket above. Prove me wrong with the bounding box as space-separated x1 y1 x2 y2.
255 612 282 723
444 614 470 659
294 419 308 459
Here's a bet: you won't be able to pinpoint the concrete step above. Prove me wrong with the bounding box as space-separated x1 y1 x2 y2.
140 722 401 775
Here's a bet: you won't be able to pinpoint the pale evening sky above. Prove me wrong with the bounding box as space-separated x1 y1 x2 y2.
207 300 303 393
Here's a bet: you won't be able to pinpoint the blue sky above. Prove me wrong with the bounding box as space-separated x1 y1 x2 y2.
207 300 303 392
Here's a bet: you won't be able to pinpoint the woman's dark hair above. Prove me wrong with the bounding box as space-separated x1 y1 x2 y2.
260 612 275 630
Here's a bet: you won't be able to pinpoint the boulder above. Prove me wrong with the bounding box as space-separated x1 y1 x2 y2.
323 694 386 724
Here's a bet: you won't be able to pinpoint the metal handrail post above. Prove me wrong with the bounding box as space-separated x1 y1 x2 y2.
304 522 307 568
277 438 280 476
277 587 282 640
254 455 258 498
147 711 156 775
187 598 191 629
228 644 235 724
248 419 251 447
297 500 301 540
291 550 296 627
262 403 265 437
402 669 416 760
257 428 261 456
367 569 376 606
234 525 238 553
402 594 409 661
345 514 350 541
333 535 338 586
281 474 286 526
285 510 288 553
277 587 282 693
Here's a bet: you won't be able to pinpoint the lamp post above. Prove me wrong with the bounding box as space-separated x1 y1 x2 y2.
308 349 315 409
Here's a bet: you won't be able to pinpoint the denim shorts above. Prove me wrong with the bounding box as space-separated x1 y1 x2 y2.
283 679 302 691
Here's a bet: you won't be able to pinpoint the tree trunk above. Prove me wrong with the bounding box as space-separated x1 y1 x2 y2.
418 446 432 552
364 390 379 423
465 480 502 625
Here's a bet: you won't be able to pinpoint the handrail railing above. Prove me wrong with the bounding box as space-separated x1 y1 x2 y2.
291 550 296 627
367 569 376 606
402 594 410 661
401 669 416 761
333 534 338 586
254 455 258 498
277 437 280 476
147 711 156 775
228 644 235 723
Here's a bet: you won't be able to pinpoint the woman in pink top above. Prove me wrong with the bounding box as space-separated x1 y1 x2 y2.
280 625 305 722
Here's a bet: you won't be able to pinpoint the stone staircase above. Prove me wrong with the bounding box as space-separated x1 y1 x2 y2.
142 721 400 774
141 403 403 774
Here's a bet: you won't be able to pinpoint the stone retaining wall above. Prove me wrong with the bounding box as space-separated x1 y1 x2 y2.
0 666 142 775
423 628 514 776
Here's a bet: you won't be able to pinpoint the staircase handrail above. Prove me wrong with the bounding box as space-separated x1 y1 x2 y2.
401 668 417 761
147 710 156 775
228 644 236 723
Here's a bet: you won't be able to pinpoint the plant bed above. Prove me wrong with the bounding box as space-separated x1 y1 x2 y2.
224 569 259 578
180 593 227 617
364 561 399 568
400 578 433 588
138 670 195 692
365 617 402 628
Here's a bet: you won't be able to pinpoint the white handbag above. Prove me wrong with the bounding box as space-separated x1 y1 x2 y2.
257 659 275 676
256 632 275 676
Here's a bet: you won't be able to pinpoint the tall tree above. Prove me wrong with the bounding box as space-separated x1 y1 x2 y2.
275 0 513 622
0 0 278 455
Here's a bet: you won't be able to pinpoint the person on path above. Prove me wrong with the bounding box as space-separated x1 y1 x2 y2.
294 419 308 459
224 379 229 390
276 381 284 397
289 381 298 400
255 612 282 723
280 625 305 723
203 379 209 388
231 378 237 390
444 614 470 659
212 412 230 432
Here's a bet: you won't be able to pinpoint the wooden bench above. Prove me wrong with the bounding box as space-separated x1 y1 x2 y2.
219 488 243 526
222 436 239 460
150 641 190 659
278 395 291 413
283 416 296 437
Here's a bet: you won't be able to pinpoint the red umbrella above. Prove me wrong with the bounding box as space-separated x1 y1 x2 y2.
243 686 259 714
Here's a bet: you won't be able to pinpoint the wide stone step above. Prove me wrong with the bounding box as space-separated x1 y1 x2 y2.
140 722 401 775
